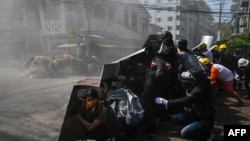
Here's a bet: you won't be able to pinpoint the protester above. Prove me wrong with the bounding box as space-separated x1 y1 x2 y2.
160 31 179 71
73 88 111 141
142 31 184 138
237 58 250 99
199 57 245 106
198 43 214 63
177 39 205 73
105 75 135 133
217 43 238 73
155 70 215 141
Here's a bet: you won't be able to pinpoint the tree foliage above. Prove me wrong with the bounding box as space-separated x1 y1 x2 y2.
228 29 250 48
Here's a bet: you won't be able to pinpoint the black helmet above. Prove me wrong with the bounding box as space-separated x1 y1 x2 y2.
178 39 188 51
85 88 98 99
112 75 127 86
162 31 173 40
178 39 187 47
77 88 98 101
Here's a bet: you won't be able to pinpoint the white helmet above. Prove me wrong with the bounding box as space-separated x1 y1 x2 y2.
181 71 196 80
238 58 249 67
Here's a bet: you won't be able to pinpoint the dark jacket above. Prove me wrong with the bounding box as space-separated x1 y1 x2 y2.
167 82 215 123
238 66 250 81
217 52 238 73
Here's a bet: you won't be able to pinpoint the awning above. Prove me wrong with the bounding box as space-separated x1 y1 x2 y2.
57 43 85 48
89 35 143 49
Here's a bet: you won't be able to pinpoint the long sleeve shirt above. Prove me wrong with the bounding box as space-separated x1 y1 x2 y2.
208 64 233 82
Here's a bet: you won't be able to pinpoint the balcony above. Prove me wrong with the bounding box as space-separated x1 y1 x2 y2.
241 0 249 7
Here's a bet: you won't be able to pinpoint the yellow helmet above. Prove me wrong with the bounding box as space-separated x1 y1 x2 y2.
199 57 210 65
213 45 219 51
219 44 227 49
199 43 207 49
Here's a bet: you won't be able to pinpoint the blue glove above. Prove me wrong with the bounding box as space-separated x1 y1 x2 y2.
155 97 168 106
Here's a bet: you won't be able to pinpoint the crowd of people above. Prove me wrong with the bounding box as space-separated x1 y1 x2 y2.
72 31 250 141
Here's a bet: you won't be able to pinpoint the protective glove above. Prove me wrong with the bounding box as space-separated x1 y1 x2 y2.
155 97 168 106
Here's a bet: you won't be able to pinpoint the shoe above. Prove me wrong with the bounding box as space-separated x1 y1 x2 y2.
105 137 116 141
243 95 250 99
207 133 214 141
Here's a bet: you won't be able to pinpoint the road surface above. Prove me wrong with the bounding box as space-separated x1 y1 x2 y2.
0 67 249 141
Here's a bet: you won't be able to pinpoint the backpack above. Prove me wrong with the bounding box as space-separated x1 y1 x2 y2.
121 88 144 126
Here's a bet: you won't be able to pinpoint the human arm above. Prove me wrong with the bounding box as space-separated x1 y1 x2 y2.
208 65 219 81
74 107 107 131
74 113 102 131
155 94 195 109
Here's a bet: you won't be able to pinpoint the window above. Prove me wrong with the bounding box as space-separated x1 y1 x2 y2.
167 7 173 11
167 17 173 21
124 10 129 26
131 13 137 28
176 25 180 30
157 0 161 3
176 35 180 39
167 26 172 30
156 18 161 22
176 15 180 20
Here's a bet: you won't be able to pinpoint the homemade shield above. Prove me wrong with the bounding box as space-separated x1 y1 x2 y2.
100 34 162 82
58 85 102 141
192 35 214 50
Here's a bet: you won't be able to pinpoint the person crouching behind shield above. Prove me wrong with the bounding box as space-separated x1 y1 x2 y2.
155 70 215 141
74 88 110 141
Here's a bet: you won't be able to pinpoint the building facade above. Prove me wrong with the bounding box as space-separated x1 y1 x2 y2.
141 0 214 47
39 0 161 63
231 0 250 35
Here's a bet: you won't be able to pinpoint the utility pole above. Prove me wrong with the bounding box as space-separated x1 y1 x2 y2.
247 0 250 29
76 0 80 58
217 2 222 41
84 0 93 59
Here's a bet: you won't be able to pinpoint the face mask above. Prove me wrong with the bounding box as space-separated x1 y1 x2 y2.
181 79 194 89
85 98 97 110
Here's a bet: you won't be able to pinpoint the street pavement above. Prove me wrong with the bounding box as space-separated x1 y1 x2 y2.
0 67 250 141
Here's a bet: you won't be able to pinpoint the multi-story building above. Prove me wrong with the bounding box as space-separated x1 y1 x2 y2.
39 0 161 63
141 0 214 47
230 0 250 56
231 0 250 35
1 0 162 65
